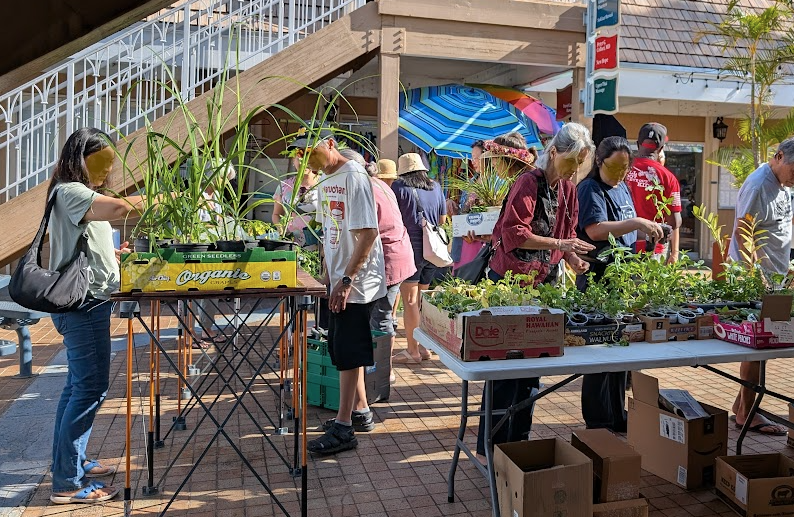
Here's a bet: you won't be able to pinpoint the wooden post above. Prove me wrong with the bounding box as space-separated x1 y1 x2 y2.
701 117 722 261
378 27 402 162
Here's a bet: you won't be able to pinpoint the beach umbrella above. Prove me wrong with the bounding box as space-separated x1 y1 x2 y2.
398 84 541 159
473 84 563 136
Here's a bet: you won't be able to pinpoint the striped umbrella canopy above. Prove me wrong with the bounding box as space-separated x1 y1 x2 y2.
473 84 563 136
398 84 541 159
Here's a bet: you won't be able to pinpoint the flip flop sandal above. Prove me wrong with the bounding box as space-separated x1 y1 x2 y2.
192 340 211 350
735 421 788 436
50 481 119 504
392 350 421 364
83 460 116 478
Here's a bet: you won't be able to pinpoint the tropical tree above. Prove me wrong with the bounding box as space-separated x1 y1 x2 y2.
696 0 794 186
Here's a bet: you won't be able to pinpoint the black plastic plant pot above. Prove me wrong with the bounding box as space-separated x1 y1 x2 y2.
215 240 247 252
258 239 296 251
244 240 259 250
133 237 171 253
171 243 211 253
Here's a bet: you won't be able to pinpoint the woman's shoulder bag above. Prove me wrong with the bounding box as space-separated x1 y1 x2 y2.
413 188 453 268
9 187 90 313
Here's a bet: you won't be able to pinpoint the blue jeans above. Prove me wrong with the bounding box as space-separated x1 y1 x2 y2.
51 299 112 492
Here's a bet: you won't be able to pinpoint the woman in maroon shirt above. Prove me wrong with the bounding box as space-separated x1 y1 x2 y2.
476 123 596 456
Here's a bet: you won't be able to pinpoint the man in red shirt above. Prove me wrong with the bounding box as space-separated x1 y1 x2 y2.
624 123 682 262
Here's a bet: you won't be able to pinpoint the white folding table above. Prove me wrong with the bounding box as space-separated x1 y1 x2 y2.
415 329 794 517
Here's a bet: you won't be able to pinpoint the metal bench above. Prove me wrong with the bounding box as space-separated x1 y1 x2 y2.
0 275 49 378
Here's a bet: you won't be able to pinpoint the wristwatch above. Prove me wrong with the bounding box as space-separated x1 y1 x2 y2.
342 276 352 286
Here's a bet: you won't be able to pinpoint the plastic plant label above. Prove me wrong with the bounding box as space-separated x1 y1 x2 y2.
677 466 687 487
660 414 686 444
735 473 748 504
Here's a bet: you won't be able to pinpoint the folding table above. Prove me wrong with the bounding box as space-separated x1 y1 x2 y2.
114 271 325 517
415 329 794 517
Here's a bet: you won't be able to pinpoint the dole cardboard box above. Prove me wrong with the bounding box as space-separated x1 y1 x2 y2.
627 371 728 490
711 295 794 349
451 210 500 237
716 454 794 517
120 248 297 292
571 429 642 503
494 438 592 517
420 293 564 361
592 498 649 517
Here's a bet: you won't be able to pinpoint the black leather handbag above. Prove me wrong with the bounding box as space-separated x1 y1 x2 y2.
9 188 90 313
454 240 497 284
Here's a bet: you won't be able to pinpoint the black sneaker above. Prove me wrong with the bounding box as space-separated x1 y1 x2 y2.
308 422 358 455
321 411 375 433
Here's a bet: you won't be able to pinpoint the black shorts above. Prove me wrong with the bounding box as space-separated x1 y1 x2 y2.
328 302 374 371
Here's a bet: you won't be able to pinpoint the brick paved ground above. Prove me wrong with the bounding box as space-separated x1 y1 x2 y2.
12 309 794 517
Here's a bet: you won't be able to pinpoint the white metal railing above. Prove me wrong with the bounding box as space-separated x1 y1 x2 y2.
0 0 364 203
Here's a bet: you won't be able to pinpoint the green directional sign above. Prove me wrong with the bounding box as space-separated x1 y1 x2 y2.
591 75 619 115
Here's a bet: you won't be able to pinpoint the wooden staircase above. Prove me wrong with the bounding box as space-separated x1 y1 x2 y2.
0 2 381 267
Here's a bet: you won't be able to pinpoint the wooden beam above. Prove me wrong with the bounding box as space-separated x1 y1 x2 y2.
378 0 585 33
388 17 585 68
379 53 400 161
0 2 382 268
0 0 174 93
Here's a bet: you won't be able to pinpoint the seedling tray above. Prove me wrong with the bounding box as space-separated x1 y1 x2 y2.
120 248 297 292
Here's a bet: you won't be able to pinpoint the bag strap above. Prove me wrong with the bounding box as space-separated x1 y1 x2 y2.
29 187 60 266
411 188 426 220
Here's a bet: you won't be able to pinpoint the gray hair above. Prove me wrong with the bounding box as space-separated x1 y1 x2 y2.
777 138 794 164
535 122 595 170
339 148 367 167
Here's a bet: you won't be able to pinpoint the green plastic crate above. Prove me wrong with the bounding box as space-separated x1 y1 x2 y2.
305 330 390 410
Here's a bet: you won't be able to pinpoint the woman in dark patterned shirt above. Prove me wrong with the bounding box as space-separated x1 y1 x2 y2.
476 123 596 456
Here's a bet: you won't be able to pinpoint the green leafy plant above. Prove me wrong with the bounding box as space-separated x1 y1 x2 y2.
692 204 730 263
447 160 515 209
645 178 673 223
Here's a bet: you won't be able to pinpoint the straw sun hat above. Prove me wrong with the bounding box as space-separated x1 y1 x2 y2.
377 158 398 180
397 153 428 175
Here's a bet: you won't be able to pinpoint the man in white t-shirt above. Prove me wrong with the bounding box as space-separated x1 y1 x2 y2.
728 138 794 437
292 128 386 454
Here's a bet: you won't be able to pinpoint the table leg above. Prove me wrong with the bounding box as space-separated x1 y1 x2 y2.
483 380 500 517
737 360 767 455
144 301 158 495
14 326 33 378
447 380 468 503
301 305 309 517
154 301 163 447
125 317 133 517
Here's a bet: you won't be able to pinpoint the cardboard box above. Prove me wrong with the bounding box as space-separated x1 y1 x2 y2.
571 429 642 503
627 371 728 490
120 248 297 292
711 295 794 349
451 210 500 237
420 294 564 361
593 498 649 517
564 322 645 346
716 454 794 517
788 403 794 448
638 314 712 342
494 439 593 517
